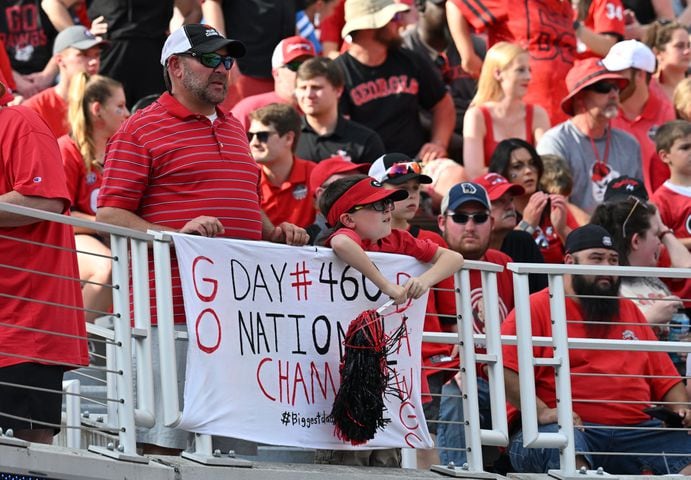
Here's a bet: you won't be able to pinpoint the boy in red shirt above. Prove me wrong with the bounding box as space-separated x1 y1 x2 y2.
317 173 463 467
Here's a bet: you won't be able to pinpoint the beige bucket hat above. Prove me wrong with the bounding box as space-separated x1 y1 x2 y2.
341 0 410 38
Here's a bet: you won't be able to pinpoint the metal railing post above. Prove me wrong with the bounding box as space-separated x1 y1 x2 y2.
547 274 577 477
62 379 81 449
130 238 155 428
88 234 147 464
151 232 181 428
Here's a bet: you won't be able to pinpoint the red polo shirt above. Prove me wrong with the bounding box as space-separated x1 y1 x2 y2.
98 92 263 323
612 83 675 195
260 156 316 228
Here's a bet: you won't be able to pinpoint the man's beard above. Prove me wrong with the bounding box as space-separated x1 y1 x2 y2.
572 274 621 337
374 28 403 49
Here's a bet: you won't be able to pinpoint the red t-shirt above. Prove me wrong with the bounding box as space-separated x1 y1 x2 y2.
575 0 625 60
501 289 681 425
0 106 88 368
326 227 438 262
98 93 263 324
23 86 69 139
319 0 345 45
59 135 102 216
450 0 575 125
260 156 316 228
652 182 691 307
412 229 456 373
612 82 675 195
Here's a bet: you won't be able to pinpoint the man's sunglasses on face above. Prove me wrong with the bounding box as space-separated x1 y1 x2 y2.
585 81 619 94
179 52 234 70
247 131 276 143
447 211 490 224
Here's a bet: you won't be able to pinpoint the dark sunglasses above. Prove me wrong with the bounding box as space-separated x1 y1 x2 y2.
179 52 234 70
283 60 304 72
448 212 490 224
350 198 394 213
247 130 276 143
586 81 619 94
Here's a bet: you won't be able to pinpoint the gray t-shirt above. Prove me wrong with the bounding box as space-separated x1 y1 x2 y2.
536 120 642 213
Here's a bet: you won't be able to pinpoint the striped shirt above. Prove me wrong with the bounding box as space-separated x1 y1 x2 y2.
98 93 263 323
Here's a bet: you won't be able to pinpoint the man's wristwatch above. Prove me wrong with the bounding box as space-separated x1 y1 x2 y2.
518 220 536 235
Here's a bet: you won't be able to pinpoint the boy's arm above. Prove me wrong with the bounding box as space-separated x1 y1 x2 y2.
330 233 406 303
405 247 464 298
405 247 463 298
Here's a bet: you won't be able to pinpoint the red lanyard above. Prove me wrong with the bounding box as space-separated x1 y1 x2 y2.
588 127 611 166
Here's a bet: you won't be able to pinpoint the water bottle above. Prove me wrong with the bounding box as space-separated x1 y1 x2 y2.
669 312 690 366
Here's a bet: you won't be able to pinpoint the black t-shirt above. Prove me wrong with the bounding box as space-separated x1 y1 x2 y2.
220 0 297 79
402 29 485 134
622 0 656 25
500 230 548 293
0 0 58 74
295 115 385 164
88 0 173 40
335 47 447 158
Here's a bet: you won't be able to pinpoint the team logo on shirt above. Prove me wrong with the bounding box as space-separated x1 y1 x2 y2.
469 287 509 344
686 214 691 235
293 184 308 200
622 329 638 341
86 172 98 185
32 176 42 183
590 162 619 203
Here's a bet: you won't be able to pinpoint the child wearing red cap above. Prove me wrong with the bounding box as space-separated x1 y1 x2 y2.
319 174 463 304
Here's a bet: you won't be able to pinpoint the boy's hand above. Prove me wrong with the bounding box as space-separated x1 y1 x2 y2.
403 277 431 300
383 283 407 304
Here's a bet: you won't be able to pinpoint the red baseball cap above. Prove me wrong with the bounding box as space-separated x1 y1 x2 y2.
271 36 315 69
326 177 407 227
560 58 629 116
473 173 525 201
309 156 370 193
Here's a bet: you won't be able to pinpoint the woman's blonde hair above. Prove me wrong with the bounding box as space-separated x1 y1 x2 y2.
673 77 691 120
471 42 527 106
68 72 123 172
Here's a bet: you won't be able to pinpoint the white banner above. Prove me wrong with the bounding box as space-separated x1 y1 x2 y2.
171 233 433 449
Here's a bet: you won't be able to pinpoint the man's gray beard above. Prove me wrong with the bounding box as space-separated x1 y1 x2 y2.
603 104 619 119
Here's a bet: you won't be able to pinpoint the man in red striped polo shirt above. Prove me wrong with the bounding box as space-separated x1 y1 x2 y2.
96 24 308 454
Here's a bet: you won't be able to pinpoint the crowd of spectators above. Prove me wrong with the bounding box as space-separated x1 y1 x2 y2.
0 0 690 474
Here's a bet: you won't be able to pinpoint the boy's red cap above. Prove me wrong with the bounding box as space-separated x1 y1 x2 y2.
326 177 407 227
309 156 370 193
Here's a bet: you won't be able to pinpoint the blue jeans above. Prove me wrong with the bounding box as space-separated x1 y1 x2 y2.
509 420 691 474
436 378 491 466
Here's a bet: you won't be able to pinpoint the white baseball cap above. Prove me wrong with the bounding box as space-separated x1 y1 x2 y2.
160 23 245 66
601 40 657 73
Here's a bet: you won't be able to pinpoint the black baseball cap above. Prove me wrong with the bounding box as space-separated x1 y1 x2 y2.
603 176 649 202
565 224 617 254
